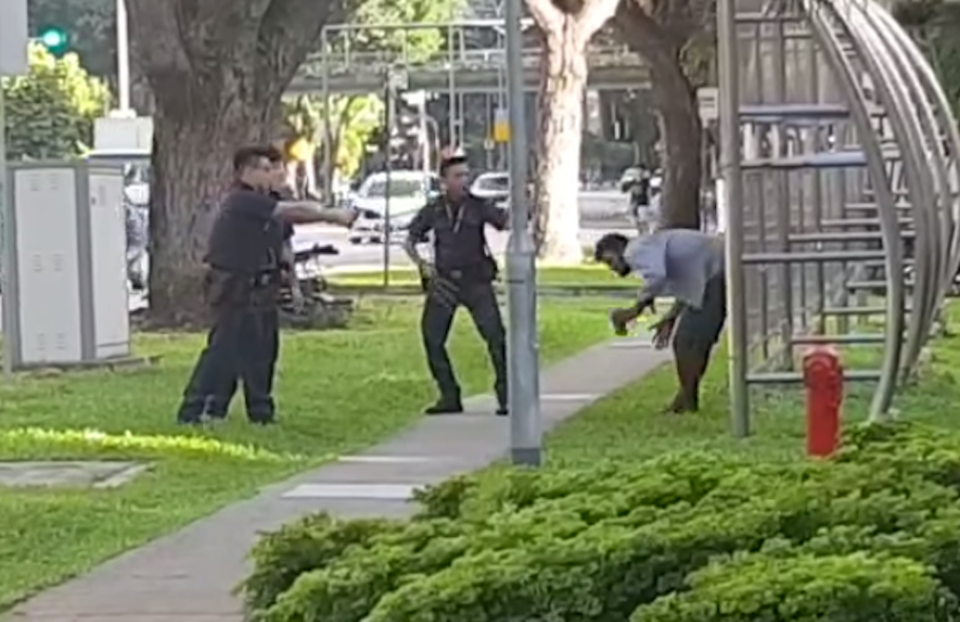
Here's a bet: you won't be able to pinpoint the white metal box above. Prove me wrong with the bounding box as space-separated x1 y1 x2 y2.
3 162 130 368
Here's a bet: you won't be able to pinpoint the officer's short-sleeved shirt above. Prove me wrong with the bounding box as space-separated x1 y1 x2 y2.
205 185 285 276
407 193 508 274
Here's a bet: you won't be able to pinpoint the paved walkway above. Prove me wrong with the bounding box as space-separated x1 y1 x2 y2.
6 338 669 621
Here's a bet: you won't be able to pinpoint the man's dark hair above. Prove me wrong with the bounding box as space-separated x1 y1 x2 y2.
594 232 630 261
232 145 283 174
439 154 468 178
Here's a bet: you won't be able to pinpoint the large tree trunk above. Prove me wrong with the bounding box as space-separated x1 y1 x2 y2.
616 3 703 230
533 23 589 263
650 54 701 229
126 0 334 326
527 0 620 263
147 79 278 326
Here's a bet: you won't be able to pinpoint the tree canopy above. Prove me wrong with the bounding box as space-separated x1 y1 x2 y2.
2 44 110 160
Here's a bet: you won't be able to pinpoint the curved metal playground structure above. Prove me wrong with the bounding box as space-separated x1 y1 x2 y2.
717 0 960 434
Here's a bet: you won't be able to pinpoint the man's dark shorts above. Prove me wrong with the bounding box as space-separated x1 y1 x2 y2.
675 273 727 348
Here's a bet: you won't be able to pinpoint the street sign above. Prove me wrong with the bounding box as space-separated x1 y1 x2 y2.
493 108 510 142
0 0 29 76
697 87 719 122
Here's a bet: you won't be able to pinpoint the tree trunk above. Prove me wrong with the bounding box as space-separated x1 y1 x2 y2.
147 75 278 326
650 55 702 229
127 0 335 327
616 4 703 230
533 22 590 264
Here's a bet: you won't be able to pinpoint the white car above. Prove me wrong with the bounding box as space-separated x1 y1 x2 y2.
470 171 510 206
348 170 440 244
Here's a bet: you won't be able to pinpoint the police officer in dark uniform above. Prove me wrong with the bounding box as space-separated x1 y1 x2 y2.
203 160 302 420
403 154 510 416
176 145 356 425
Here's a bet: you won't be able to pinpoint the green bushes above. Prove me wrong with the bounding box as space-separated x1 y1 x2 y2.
240 422 960 621
631 553 957 622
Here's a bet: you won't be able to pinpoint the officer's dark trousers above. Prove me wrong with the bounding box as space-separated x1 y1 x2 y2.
421 279 507 405
177 306 279 424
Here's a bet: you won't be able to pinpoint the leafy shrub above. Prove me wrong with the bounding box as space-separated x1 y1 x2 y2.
241 513 403 612
243 422 960 622
365 470 956 621
630 552 958 622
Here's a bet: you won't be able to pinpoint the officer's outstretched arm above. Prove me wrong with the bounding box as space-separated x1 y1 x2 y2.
275 201 358 227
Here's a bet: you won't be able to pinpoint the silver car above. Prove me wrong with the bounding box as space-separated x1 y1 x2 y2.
348 171 440 244
470 171 510 207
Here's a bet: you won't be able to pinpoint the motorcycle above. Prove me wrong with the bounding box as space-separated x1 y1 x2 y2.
279 243 353 329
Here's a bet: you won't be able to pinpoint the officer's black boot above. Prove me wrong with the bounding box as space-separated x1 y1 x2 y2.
494 378 508 416
176 397 205 425
424 391 463 415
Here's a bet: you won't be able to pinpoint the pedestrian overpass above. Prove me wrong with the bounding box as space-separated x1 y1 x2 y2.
287 21 650 95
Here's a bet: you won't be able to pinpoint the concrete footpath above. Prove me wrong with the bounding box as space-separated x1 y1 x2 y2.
6 338 669 621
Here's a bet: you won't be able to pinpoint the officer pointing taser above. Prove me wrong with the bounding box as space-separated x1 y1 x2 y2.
176 145 358 425
404 154 510 416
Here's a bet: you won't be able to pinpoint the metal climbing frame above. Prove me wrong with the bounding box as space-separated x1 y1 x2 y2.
717 0 960 435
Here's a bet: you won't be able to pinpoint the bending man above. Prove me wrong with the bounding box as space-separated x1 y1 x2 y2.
594 229 726 414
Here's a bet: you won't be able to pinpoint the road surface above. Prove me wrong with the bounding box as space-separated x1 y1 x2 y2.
294 189 635 272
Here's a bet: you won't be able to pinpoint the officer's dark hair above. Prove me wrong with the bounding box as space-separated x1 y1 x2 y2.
439 154 468 178
232 145 283 174
594 232 630 261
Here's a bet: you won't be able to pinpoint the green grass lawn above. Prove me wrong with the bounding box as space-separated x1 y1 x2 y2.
0 296 613 609
548 311 960 467
328 264 635 291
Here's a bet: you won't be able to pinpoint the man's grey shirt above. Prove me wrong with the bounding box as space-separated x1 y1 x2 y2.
624 229 725 309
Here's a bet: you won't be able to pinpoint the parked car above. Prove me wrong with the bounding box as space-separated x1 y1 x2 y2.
470 171 510 206
347 170 440 244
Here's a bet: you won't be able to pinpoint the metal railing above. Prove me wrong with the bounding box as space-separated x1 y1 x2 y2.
718 0 960 433
299 45 644 77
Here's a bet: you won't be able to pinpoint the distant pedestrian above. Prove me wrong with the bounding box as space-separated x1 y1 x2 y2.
403 155 510 416
176 145 357 425
595 229 726 414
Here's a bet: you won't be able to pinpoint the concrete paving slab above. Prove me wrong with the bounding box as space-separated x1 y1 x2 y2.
5 339 670 621
0 461 146 488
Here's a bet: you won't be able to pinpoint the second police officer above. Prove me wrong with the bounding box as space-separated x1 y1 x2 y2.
403 153 510 416
176 145 357 425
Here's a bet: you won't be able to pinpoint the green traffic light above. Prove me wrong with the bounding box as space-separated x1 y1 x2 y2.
38 27 69 54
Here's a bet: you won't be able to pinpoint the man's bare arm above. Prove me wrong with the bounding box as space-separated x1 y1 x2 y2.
275 201 357 227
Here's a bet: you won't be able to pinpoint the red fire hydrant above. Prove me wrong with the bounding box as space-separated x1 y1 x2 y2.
803 346 844 458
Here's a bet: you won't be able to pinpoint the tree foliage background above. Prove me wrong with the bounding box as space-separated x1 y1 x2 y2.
2 44 110 160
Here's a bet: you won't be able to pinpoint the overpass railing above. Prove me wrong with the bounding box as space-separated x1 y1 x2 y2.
299 45 645 78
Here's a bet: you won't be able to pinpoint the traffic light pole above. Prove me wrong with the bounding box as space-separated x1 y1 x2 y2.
382 81 394 288
0 86 11 380
504 0 541 466
116 0 131 111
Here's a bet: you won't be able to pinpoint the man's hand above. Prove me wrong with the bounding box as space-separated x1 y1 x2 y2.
651 317 675 350
328 207 359 228
418 261 437 281
610 307 639 336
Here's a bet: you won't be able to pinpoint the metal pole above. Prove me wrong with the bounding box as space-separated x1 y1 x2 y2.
116 0 131 111
504 0 540 466
447 25 456 146
383 80 393 288
321 29 334 204
716 0 749 436
0 87 12 380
